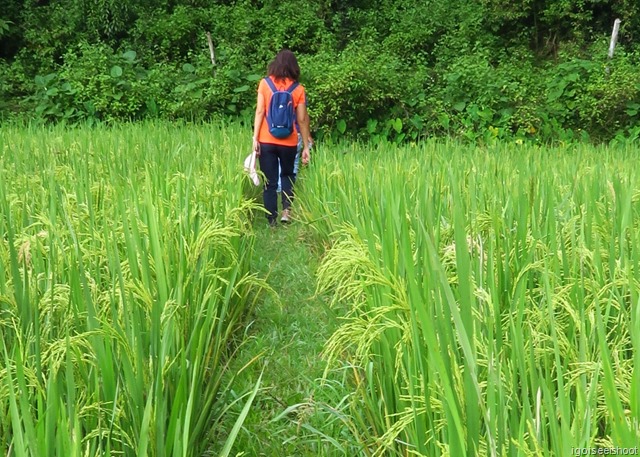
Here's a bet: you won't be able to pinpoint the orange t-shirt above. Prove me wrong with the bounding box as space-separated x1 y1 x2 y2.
258 76 306 147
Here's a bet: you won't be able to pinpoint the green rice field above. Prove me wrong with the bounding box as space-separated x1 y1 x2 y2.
1 124 639 456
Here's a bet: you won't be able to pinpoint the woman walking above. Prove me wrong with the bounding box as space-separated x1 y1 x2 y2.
252 49 311 227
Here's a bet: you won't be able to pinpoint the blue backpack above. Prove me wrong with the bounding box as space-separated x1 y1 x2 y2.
264 77 299 139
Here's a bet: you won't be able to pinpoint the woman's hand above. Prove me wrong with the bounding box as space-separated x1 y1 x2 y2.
253 138 261 156
301 145 310 165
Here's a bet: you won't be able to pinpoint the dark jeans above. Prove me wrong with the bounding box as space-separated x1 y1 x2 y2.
259 143 297 222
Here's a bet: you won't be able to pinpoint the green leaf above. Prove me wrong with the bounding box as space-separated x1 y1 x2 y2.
145 99 158 116
625 103 640 117
246 74 262 81
182 63 195 73
336 119 347 134
367 119 378 134
233 85 250 93
110 66 123 78
393 117 403 133
122 50 137 62
136 387 154 457
438 113 450 129
453 101 466 112
548 88 563 101
219 373 263 457
83 101 96 114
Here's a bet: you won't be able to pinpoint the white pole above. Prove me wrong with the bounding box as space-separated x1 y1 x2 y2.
206 32 216 77
608 19 621 59
606 19 621 76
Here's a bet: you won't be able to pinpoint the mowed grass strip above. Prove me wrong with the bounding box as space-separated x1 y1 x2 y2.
213 218 360 457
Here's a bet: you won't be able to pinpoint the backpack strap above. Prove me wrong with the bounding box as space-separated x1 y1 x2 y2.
264 77 299 94
264 77 277 93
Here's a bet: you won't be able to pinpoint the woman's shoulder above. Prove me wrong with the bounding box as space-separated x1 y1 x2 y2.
276 76 303 86
291 82 305 105
262 76 304 92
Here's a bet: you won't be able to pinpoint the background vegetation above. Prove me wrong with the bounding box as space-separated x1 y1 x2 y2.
1 0 640 143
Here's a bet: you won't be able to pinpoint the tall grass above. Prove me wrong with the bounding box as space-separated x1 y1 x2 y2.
298 140 640 456
0 123 264 456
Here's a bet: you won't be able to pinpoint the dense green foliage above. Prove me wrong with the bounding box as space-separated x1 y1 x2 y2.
2 1 640 142
0 124 266 456
2 122 640 455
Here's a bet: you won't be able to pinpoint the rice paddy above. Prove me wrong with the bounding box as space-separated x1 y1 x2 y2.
299 140 640 456
1 124 639 456
0 123 266 456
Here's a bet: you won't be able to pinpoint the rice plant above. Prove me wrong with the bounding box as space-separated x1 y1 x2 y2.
298 140 640 456
0 123 265 456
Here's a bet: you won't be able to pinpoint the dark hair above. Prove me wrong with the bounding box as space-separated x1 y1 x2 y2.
267 49 300 82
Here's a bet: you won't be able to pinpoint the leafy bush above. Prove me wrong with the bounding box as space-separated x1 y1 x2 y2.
420 46 538 142
301 40 428 142
24 43 164 123
3 0 640 142
0 18 10 38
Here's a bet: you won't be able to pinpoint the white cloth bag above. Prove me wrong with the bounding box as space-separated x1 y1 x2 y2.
243 151 260 186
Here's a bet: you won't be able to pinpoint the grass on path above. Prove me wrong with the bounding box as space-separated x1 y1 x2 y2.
219 217 354 457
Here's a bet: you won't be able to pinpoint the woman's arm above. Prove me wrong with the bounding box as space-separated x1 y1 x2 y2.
296 102 311 164
253 92 265 153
